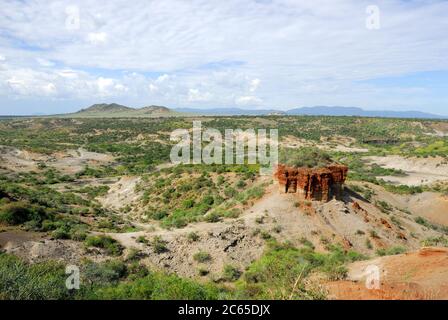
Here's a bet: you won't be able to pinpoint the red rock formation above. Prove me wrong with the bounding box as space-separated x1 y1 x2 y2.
275 164 348 202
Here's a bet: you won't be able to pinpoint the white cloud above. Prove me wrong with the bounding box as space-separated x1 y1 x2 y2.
0 0 447 113
57 69 79 79
155 74 170 83
188 88 212 102
36 58 55 67
235 95 263 106
249 78 261 92
96 77 114 93
42 83 57 95
86 32 108 45
148 83 159 93
114 83 128 92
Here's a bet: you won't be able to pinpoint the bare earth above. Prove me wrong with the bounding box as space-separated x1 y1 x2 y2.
326 247 448 300
365 155 448 186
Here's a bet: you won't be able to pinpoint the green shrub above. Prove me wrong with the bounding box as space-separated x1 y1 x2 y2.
193 251 211 263
236 179 246 189
222 265 241 281
421 236 448 247
236 242 365 299
86 272 224 300
376 246 406 256
51 228 70 240
279 147 332 168
0 201 50 226
82 259 127 287
0 253 71 300
151 236 168 254
365 239 373 249
85 235 123 256
136 235 148 244
187 232 200 242
299 237 315 249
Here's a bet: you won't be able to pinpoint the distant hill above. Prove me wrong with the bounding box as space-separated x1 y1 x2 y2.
76 103 133 114
138 105 171 115
66 103 180 118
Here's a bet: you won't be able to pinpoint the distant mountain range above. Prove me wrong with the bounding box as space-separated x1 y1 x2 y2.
59 103 446 119
285 106 446 119
174 106 445 118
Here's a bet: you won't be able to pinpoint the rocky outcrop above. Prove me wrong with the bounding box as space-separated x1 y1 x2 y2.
275 164 348 201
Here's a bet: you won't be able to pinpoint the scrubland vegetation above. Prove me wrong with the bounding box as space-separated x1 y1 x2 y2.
0 240 367 300
1 115 448 300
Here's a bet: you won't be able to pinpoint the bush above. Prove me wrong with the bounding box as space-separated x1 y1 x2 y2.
136 235 148 244
279 147 332 168
0 201 50 226
222 265 241 281
85 272 224 300
0 253 71 300
51 228 70 240
85 235 123 256
150 210 168 220
193 251 211 263
187 232 200 242
151 236 168 254
236 242 365 299
421 236 448 247
376 246 406 256
82 260 127 287
236 179 246 189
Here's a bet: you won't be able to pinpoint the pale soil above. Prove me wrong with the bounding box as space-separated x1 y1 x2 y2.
405 193 448 226
427 122 448 137
98 176 142 211
0 145 114 174
364 155 448 186
0 229 103 264
325 247 448 300
0 145 45 172
50 148 114 174
352 181 448 227
282 135 369 153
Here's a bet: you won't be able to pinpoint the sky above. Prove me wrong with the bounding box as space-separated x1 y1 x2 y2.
0 0 447 115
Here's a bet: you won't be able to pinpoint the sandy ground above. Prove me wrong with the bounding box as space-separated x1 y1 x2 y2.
326 247 448 300
50 148 114 174
98 176 142 211
282 135 369 153
0 145 114 174
0 146 45 172
365 155 448 186
352 181 448 227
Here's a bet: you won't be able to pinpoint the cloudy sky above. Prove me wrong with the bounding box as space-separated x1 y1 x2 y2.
0 0 447 115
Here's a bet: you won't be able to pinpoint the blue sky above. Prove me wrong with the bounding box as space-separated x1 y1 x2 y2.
0 0 447 115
